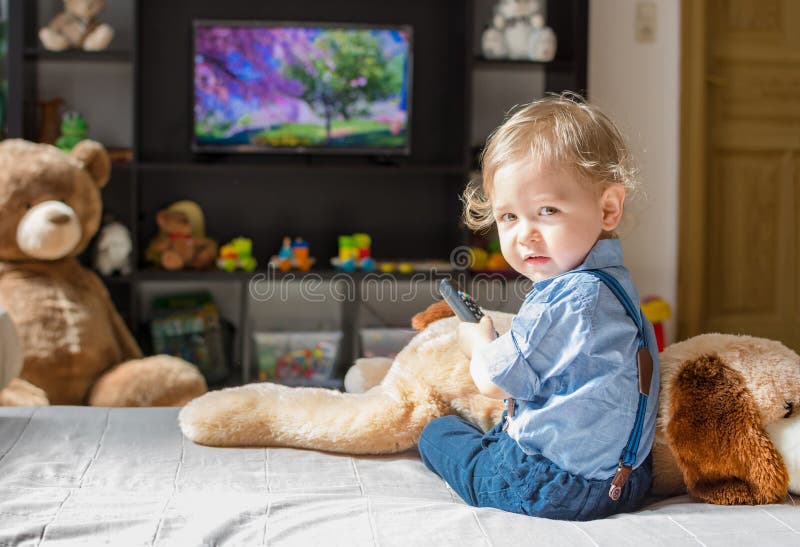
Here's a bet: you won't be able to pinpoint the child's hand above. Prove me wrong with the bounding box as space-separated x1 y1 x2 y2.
457 316 496 358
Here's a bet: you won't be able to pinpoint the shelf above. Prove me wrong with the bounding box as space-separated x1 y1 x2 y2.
136 268 347 282
472 57 574 72
135 162 468 176
24 48 133 63
134 268 460 283
8 0 587 390
135 269 259 282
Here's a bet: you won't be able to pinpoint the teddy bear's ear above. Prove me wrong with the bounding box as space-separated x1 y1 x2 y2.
70 140 111 188
411 301 455 331
667 353 789 505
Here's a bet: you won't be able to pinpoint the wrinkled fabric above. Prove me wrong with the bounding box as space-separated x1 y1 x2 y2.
0 407 797 546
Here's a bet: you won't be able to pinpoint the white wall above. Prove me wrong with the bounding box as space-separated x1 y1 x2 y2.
588 0 680 342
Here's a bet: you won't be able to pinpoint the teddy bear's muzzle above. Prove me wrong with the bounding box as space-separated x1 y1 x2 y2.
16 200 82 260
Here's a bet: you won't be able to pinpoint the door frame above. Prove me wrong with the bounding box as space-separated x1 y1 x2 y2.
677 0 708 340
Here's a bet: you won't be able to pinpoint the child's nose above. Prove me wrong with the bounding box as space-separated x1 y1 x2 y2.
518 221 541 244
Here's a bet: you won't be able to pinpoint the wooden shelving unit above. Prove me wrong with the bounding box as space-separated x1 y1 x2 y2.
6 0 587 387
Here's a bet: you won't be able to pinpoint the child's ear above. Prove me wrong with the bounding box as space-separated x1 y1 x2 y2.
600 183 625 231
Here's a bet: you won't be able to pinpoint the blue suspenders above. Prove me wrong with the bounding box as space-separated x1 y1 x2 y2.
583 269 655 501
502 269 655 501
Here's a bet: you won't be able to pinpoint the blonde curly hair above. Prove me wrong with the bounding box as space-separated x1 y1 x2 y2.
463 93 641 233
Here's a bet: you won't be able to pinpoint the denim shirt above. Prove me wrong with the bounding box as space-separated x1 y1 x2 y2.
475 239 660 480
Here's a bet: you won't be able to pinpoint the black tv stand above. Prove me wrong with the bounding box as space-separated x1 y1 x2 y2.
370 155 404 167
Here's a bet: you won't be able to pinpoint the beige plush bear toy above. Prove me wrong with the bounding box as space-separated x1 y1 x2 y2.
0 139 207 406
181 301 800 505
39 0 114 52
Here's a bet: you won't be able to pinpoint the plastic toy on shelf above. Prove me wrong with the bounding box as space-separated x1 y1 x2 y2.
331 233 374 272
641 296 672 352
376 260 452 274
55 111 89 152
468 240 510 272
217 237 257 272
254 331 341 383
378 260 414 274
269 236 315 272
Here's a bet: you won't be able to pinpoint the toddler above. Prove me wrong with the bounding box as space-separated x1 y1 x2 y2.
418 94 660 521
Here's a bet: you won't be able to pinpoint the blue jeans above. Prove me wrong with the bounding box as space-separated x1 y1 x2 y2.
418 415 652 521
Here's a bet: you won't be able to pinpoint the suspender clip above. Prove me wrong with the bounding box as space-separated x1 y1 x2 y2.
609 460 633 501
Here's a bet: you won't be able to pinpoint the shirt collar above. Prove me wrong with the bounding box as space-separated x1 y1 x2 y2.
533 238 625 291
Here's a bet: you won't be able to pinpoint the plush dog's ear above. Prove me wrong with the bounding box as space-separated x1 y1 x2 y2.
667 353 789 505
71 140 111 188
411 301 454 331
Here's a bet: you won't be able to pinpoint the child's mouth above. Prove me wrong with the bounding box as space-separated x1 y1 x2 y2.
524 256 550 265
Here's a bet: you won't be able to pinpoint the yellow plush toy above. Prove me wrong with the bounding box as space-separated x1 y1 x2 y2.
39 0 115 52
181 301 800 504
0 139 207 406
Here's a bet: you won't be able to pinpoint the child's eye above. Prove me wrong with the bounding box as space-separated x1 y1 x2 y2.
539 207 559 216
500 212 517 222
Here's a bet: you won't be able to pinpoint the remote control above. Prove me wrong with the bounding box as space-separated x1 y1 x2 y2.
439 279 485 323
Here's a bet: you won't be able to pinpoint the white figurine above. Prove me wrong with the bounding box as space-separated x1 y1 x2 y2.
94 221 132 276
481 25 508 60
480 0 557 62
528 14 557 62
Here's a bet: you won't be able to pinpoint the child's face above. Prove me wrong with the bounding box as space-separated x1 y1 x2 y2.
490 160 623 283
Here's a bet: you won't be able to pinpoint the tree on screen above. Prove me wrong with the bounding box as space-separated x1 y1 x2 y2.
282 30 404 142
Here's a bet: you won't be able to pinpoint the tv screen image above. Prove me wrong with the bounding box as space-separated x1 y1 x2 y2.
193 21 413 154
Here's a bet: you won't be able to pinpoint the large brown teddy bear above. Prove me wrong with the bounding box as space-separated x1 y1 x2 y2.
181 301 800 505
0 139 207 406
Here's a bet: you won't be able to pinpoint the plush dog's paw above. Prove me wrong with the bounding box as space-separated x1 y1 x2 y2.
766 414 800 495
179 384 272 445
344 358 393 393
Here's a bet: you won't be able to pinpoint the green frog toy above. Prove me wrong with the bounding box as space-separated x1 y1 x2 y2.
56 111 88 152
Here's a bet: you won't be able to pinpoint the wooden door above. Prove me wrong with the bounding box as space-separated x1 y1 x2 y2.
679 0 800 351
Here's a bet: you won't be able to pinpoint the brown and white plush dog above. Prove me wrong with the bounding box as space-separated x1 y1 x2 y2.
652 333 800 504
180 302 800 505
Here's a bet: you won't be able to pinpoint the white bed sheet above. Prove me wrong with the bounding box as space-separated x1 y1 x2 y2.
0 407 798 546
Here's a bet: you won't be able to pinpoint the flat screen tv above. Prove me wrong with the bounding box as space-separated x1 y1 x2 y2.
193 20 413 155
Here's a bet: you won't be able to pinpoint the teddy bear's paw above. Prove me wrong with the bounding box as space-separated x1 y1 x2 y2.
83 24 114 51
160 250 185 271
0 378 49 406
88 356 207 407
38 28 69 51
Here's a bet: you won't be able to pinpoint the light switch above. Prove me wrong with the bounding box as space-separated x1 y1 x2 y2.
635 1 657 43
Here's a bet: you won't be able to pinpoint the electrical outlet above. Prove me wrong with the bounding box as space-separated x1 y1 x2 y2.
635 1 657 43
